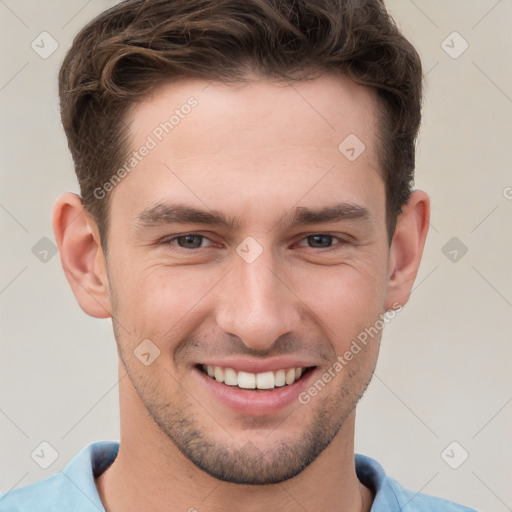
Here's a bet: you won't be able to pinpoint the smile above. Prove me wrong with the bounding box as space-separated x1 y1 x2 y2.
198 364 314 390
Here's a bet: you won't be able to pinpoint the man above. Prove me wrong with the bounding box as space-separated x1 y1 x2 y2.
0 0 478 511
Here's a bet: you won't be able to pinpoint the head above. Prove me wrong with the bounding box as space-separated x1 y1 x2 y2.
54 0 429 485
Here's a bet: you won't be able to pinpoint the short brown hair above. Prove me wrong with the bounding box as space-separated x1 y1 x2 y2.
59 0 422 250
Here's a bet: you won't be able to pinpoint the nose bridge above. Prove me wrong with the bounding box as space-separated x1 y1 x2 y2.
215 242 300 350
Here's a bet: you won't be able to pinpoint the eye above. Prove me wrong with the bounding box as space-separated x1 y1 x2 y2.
162 233 215 249
160 233 348 252
296 234 347 251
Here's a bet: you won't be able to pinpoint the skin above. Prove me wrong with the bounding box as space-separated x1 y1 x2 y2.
53 73 430 512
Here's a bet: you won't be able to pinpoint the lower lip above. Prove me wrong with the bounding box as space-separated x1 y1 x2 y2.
194 367 317 415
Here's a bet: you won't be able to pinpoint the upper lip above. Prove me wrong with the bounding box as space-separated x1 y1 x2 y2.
196 357 317 374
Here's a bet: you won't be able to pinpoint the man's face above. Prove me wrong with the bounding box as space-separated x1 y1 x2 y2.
105 74 391 484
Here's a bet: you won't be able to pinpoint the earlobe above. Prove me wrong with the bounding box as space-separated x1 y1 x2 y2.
385 190 430 310
52 193 112 319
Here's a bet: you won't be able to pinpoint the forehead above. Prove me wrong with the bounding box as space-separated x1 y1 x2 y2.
130 73 379 157
112 74 385 227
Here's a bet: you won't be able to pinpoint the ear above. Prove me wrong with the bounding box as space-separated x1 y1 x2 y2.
385 190 430 310
52 193 112 318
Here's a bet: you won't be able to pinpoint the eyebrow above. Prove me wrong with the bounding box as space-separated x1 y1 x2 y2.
135 202 371 230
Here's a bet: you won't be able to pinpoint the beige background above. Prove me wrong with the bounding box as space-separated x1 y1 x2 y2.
1 1 511 510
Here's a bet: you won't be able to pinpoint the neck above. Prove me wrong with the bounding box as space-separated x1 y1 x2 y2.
95 366 373 512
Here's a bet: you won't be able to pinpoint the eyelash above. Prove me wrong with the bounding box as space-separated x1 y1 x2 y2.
160 233 349 253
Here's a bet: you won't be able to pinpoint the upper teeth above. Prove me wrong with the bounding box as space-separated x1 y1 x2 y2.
204 365 305 389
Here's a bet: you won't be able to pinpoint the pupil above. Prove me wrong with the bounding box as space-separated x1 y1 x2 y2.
179 235 201 248
310 235 331 248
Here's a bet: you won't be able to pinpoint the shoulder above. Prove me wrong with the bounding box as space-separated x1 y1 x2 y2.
0 441 119 512
384 475 479 511
355 454 479 512
0 473 69 512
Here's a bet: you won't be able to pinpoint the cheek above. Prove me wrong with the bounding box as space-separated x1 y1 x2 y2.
115 265 219 342
291 260 387 350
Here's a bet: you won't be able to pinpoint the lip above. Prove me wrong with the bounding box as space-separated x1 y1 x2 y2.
193 364 318 416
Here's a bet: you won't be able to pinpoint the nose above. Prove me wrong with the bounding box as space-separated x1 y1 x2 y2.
215 245 302 352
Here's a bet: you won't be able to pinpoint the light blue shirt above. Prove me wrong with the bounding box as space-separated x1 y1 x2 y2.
0 441 478 511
